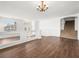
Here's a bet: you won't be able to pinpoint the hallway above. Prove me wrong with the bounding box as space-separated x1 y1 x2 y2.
61 20 77 39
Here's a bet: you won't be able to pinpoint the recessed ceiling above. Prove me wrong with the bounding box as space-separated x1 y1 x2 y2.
0 1 79 20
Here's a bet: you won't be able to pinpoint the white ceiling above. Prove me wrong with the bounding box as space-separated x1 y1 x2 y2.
0 1 79 20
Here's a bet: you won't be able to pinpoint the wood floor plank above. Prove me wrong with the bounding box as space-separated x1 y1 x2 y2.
0 36 79 58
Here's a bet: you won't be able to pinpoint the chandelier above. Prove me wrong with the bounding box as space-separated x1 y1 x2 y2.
37 1 48 12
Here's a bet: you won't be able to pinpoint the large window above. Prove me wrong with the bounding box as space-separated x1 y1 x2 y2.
0 18 16 32
0 18 19 45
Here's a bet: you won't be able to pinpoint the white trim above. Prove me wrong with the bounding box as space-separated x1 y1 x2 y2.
60 13 79 39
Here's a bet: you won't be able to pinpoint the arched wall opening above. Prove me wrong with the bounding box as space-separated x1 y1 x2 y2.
60 16 78 39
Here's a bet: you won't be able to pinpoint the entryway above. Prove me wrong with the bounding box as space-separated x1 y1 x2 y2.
60 17 77 39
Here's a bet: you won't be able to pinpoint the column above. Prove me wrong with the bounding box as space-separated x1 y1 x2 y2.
35 20 41 39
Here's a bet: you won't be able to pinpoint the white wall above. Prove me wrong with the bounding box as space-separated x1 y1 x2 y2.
15 19 32 40
61 19 65 30
77 14 79 40
39 18 60 37
75 17 78 31
0 24 5 32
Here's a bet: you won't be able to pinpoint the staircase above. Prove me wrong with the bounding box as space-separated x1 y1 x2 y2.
61 20 77 39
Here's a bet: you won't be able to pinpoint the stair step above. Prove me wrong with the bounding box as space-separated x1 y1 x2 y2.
61 20 77 39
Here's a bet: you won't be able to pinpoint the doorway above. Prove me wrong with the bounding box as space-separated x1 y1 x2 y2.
61 17 77 39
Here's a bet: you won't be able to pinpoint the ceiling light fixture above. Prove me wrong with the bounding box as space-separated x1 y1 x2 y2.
37 1 48 13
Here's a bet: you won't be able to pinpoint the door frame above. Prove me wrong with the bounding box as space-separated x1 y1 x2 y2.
60 16 78 39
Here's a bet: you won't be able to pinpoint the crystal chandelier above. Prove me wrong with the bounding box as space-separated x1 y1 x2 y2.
37 1 48 12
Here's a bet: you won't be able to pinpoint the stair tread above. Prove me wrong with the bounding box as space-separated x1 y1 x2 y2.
61 20 77 39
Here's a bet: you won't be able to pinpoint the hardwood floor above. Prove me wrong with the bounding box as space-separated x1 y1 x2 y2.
0 36 79 58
